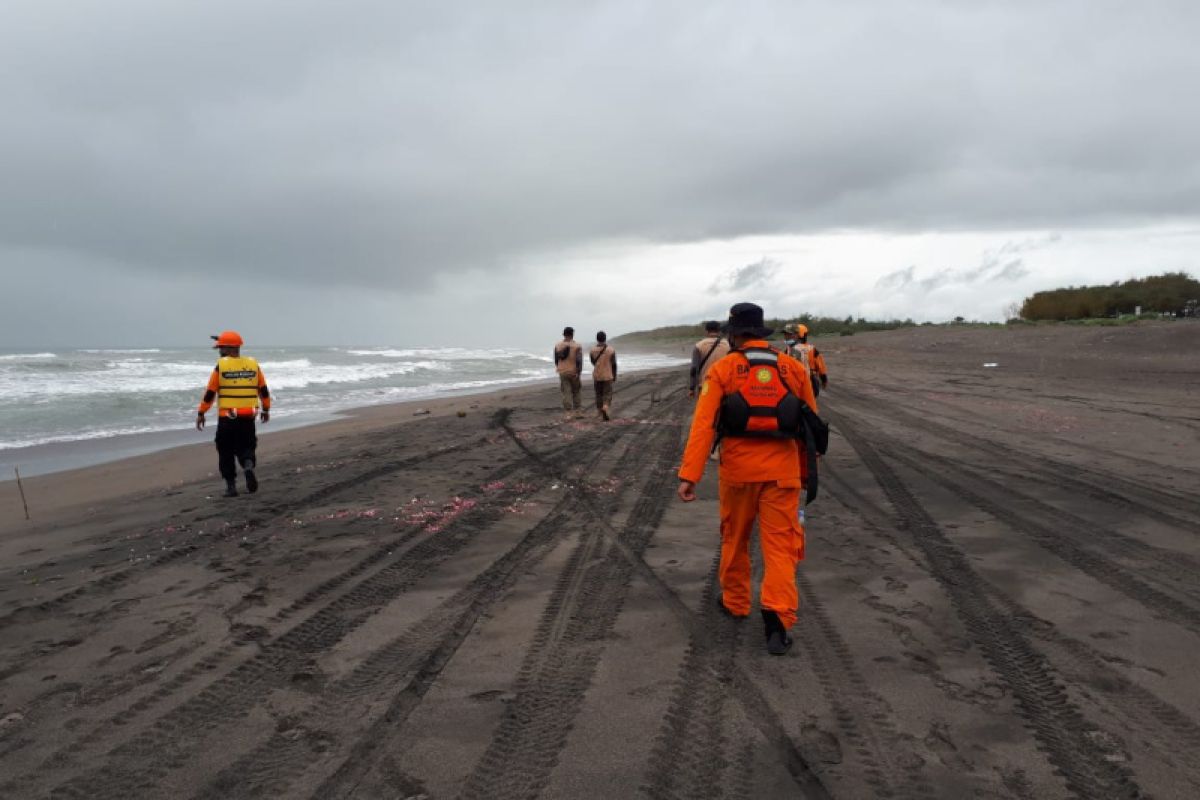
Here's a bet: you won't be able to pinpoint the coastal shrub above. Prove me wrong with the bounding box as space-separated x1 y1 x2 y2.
1020 272 1200 320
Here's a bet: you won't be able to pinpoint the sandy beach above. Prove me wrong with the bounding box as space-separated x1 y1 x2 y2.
2 322 1199 798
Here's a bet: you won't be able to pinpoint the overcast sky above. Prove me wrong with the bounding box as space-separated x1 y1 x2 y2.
3 1 1198 349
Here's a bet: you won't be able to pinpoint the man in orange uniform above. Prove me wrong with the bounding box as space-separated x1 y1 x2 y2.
782 323 828 396
196 330 271 497
677 303 818 655
795 324 828 392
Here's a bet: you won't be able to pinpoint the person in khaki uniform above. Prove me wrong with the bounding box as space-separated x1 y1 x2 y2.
689 320 730 398
554 326 583 415
589 331 618 421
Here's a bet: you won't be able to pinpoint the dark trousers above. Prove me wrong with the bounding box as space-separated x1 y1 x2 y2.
594 380 613 410
215 416 257 482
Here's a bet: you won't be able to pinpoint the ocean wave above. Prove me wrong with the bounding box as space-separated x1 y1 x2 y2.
0 352 57 361
0 347 689 453
0 422 174 450
346 347 540 361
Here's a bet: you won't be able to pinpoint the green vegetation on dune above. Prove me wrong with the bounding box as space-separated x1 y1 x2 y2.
1020 272 1200 321
612 314 918 348
614 272 1200 350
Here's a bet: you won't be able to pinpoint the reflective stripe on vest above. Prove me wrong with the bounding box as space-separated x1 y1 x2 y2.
794 343 812 369
217 356 260 412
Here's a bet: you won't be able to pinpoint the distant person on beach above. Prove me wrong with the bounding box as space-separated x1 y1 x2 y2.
196 330 271 497
554 327 583 416
689 320 729 399
589 331 618 421
677 303 820 655
783 323 828 396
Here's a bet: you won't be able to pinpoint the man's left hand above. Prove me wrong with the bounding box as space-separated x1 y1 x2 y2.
677 480 697 502
260 409 270 423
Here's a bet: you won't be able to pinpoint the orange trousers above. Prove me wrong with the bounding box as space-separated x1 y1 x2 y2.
718 479 805 628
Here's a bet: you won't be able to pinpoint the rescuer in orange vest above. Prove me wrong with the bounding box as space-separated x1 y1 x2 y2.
783 323 828 395
677 303 819 655
196 330 271 497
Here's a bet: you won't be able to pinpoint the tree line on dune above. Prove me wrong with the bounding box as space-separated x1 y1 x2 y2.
1019 272 1200 321
613 272 1200 347
615 315 919 346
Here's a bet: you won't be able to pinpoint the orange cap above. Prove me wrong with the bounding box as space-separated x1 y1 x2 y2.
796 324 809 337
211 330 244 348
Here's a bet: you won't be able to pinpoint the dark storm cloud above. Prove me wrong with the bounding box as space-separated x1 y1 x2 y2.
1 1 1198 300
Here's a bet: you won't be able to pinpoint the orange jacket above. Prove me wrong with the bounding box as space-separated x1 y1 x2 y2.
679 341 818 485
811 347 828 380
787 341 827 380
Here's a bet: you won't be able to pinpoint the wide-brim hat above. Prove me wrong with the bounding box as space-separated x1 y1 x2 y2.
725 302 774 338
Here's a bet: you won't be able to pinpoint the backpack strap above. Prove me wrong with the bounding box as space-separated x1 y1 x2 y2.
696 337 724 373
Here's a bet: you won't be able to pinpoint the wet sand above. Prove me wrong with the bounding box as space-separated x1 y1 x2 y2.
1 322 1199 798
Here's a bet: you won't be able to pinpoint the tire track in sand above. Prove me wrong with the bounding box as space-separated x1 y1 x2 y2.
0 443 561 793
193 396 669 799
1 408 636 776
835 413 1143 800
639 552 755 800
33 470 559 798
882 445 1200 636
835 385 1200 526
823 457 1200 796
456 397 684 799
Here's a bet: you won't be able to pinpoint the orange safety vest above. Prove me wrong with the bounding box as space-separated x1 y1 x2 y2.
718 348 804 439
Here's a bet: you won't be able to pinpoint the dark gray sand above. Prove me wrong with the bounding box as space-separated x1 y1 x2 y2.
2 321 1199 798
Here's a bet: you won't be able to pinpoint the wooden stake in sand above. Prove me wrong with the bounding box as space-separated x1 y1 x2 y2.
14 466 30 520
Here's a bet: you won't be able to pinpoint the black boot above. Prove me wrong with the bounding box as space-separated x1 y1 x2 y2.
223 480 238 498
243 458 258 493
761 610 793 656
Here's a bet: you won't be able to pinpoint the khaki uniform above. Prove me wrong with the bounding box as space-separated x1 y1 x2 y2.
690 335 730 394
589 344 617 417
554 339 583 411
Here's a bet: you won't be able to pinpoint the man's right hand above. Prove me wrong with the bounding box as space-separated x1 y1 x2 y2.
195 413 205 431
677 480 697 502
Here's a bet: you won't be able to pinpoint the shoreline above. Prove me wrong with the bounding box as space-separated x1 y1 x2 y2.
0 370 671 533
1 362 685 482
